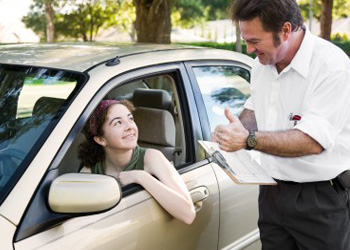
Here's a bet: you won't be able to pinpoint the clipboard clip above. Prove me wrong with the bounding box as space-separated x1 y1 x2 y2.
211 150 236 175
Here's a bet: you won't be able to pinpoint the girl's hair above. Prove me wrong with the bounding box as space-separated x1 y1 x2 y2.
78 99 135 168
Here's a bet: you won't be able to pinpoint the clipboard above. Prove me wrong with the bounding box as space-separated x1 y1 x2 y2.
199 140 276 185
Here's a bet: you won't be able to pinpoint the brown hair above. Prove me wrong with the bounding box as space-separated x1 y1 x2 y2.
231 0 304 33
78 99 135 168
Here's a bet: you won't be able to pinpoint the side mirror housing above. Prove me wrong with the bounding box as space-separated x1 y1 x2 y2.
49 173 121 213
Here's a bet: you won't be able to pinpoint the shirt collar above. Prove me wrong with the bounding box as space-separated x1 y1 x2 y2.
288 27 314 79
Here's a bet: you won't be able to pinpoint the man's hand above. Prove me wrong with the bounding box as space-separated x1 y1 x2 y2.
213 107 249 152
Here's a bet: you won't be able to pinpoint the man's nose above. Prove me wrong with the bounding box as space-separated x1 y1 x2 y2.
246 43 256 54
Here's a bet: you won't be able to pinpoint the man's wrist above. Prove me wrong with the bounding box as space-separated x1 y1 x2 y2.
246 130 258 150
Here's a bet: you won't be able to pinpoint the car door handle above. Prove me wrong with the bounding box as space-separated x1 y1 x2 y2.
190 186 209 212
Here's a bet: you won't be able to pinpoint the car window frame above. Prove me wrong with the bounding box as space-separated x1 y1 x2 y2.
49 62 201 193
184 60 251 142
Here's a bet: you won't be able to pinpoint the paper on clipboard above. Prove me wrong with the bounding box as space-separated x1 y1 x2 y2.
199 140 276 185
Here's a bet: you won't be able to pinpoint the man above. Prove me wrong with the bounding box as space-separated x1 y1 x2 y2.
214 0 350 249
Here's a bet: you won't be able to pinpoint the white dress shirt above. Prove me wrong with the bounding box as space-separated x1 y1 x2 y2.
245 28 350 182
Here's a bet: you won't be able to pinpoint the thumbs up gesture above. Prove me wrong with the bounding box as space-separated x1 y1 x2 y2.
213 107 249 152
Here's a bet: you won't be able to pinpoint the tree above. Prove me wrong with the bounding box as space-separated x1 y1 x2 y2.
320 0 333 40
56 0 119 42
235 21 242 53
22 0 59 42
23 0 121 42
113 0 136 42
133 0 172 43
299 0 350 40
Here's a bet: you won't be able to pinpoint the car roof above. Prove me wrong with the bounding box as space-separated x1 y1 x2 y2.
0 43 252 72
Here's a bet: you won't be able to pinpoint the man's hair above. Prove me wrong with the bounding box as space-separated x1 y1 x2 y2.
231 0 304 33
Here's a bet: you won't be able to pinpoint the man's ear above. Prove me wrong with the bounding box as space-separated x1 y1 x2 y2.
281 22 292 39
94 136 106 147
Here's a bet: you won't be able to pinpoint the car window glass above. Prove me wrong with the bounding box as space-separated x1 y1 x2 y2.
0 66 83 204
193 65 250 133
17 75 76 118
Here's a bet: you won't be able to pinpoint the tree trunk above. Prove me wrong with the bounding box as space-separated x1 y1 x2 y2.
133 0 171 44
89 3 94 41
235 21 242 53
320 0 333 41
44 2 55 42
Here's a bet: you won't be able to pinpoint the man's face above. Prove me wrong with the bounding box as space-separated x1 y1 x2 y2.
240 17 284 65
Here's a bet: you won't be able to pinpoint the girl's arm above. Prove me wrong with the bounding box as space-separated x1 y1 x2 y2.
118 149 196 224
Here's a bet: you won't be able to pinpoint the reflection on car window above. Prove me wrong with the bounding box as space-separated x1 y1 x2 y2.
0 65 84 204
193 66 250 133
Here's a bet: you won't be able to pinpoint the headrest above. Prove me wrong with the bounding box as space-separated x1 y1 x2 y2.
132 89 172 110
134 107 175 147
32 97 64 116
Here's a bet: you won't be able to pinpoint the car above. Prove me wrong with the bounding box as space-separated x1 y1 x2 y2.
0 43 260 250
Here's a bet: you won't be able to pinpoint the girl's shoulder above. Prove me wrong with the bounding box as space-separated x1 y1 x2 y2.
80 166 92 173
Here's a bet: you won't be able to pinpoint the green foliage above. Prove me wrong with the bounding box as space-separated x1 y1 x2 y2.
181 40 350 58
23 0 128 42
22 5 47 42
55 0 119 41
201 0 231 20
332 32 350 41
181 41 254 58
332 40 350 55
172 0 231 28
298 0 350 21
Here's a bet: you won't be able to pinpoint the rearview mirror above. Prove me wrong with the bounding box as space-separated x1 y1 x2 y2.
49 173 121 213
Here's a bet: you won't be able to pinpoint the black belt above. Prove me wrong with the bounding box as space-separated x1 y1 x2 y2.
274 170 350 190
273 178 335 186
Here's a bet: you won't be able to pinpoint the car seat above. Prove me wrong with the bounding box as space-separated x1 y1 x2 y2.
132 88 176 162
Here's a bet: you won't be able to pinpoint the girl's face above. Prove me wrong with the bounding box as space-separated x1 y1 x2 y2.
95 104 138 150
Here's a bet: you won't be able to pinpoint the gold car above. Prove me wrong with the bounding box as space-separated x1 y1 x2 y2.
0 44 259 250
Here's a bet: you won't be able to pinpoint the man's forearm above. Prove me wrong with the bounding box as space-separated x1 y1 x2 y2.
255 129 324 157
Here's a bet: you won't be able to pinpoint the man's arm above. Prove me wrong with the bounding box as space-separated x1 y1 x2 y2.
215 108 324 157
255 130 323 157
239 108 258 131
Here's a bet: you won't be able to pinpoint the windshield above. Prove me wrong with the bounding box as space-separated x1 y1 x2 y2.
0 65 86 204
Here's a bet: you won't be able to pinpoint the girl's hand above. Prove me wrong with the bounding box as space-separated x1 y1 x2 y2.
118 170 146 186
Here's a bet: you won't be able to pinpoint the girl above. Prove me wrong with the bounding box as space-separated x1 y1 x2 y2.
78 99 195 224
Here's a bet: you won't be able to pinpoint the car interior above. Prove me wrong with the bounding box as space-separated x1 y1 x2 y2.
57 73 187 176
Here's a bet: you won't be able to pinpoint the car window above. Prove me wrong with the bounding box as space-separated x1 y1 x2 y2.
193 65 250 133
60 72 187 178
0 65 85 204
110 74 186 167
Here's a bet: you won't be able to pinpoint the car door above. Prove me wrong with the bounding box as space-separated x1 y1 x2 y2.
13 63 221 250
185 61 261 249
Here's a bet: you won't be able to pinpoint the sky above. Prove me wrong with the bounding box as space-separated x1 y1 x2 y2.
0 0 33 25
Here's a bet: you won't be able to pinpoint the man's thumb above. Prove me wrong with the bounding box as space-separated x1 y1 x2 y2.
224 107 236 123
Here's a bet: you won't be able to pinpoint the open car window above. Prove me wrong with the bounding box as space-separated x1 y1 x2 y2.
58 72 188 180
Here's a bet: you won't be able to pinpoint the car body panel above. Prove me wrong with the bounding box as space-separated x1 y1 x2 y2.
14 165 220 250
0 43 252 72
0 215 16 250
212 164 259 249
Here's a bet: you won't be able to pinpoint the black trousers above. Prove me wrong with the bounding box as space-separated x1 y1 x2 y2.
258 180 350 250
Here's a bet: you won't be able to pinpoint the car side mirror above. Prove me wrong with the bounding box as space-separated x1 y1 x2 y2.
48 173 121 213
